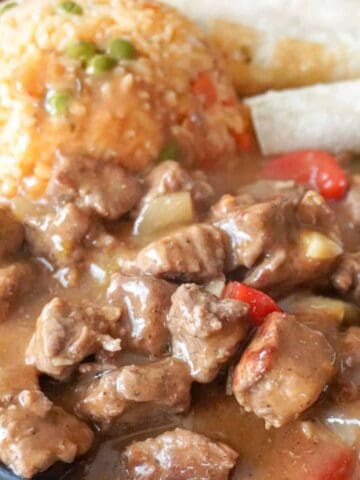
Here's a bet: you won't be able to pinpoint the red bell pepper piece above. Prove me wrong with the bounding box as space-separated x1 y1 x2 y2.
222 282 281 325
263 150 348 200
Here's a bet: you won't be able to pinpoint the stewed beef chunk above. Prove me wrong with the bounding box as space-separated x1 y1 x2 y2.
25 202 90 266
78 358 191 423
136 224 229 282
0 262 35 322
0 207 24 259
214 187 342 293
48 153 142 219
0 366 93 478
335 327 360 400
332 253 360 305
168 284 249 382
26 298 122 380
139 160 214 211
107 274 175 355
233 312 335 428
123 428 238 480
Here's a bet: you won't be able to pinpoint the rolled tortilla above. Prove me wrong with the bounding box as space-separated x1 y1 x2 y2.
245 80 360 155
164 0 360 95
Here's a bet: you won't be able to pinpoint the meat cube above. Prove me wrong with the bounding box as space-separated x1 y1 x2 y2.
78 358 191 422
336 327 360 400
136 224 229 282
48 153 142 219
0 206 24 259
123 428 238 480
140 160 214 210
25 202 90 266
168 284 249 382
332 253 360 305
107 274 175 355
233 312 335 428
214 188 341 292
215 199 285 269
0 366 93 479
0 262 35 322
26 298 122 380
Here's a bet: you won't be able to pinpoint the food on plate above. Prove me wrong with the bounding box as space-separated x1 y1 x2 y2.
0 0 245 198
1 0 360 479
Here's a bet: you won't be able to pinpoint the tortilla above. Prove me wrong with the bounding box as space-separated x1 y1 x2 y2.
164 0 360 95
245 80 360 155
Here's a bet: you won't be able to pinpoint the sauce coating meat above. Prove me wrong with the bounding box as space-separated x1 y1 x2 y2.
78 358 192 423
124 428 238 480
0 367 93 479
232 312 336 428
1 1 360 479
168 284 249 382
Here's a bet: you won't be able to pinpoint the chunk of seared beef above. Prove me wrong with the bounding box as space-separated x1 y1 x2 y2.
0 262 35 322
0 206 24 258
0 366 93 479
26 298 122 380
78 358 191 423
214 187 342 292
25 203 90 266
123 428 238 480
139 160 214 210
168 284 249 383
335 327 360 400
48 153 142 220
107 274 174 355
136 224 229 282
215 199 286 269
233 312 335 428
332 253 360 305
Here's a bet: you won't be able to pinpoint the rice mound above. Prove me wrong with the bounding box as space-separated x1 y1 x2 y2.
0 0 245 197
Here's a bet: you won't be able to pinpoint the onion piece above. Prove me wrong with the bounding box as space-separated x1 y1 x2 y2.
133 192 194 237
299 230 343 260
281 293 360 325
245 80 360 155
204 276 226 297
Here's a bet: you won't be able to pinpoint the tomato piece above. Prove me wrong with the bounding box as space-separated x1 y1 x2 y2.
263 150 348 200
191 72 217 108
222 282 281 325
305 441 358 480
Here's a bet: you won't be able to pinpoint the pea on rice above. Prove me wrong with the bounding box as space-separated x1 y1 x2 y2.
0 0 245 198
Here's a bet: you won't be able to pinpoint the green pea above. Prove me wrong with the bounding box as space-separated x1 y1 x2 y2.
0 2 17 15
158 142 180 162
108 38 136 60
58 1 83 15
86 54 117 75
65 41 97 64
45 89 72 116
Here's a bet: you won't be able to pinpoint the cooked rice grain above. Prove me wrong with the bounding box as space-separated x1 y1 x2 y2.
0 0 245 197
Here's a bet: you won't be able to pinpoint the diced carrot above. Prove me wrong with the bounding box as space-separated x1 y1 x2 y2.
231 130 255 153
191 72 217 108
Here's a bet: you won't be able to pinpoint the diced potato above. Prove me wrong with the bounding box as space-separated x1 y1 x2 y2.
281 293 360 325
300 230 343 260
134 192 194 237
